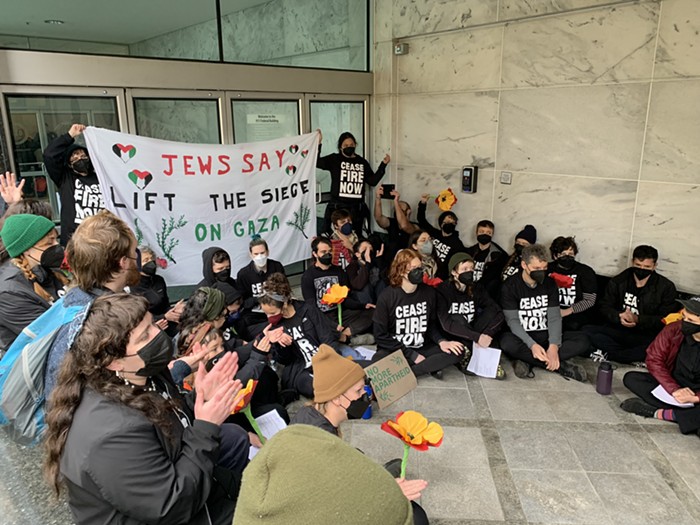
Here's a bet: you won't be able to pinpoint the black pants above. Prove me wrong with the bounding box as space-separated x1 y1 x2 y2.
323 307 374 336
373 344 460 376
582 324 656 363
500 331 590 369
623 371 700 434
322 199 370 237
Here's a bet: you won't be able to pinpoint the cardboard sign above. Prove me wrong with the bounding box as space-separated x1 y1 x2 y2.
364 351 417 409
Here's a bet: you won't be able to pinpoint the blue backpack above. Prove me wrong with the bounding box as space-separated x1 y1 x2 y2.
0 297 91 446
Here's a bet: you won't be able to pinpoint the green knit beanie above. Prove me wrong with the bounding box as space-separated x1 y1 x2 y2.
233 424 413 525
199 287 226 321
0 214 56 258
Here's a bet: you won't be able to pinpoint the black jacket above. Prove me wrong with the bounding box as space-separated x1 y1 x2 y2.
0 261 53 352
291 405 339 436
198 246 237 289
598 268 677 334
59 375 236 525
436 280 504 343
132 273 171 316
43 133 104 245
316 145 387 202
236 259 285 310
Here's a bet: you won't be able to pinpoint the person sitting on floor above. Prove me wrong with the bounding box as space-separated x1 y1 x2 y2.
409 230 439 281
583 244 677 364
465 219 507 300
416 194 464 280
620 295 700 436
500 244 589 381
501 224 536 284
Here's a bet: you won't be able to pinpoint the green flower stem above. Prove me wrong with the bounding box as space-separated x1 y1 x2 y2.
400 443 410 479
243 405 266 444
338 302 343 327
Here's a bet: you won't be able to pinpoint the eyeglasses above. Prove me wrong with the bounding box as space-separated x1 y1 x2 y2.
127 248 142 271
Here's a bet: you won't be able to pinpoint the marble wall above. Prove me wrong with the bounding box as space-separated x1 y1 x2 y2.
373 0 700 292
130 0 366 70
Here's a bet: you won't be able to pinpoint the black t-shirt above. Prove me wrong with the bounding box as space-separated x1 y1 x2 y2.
236 259 286 310
274 300 338 368
672 336 700 391
547 260 597 308
300 264 363 313
467 243 507 283
316 146 386 202
501 274 559 339
501 255 522 282
373 284 443 350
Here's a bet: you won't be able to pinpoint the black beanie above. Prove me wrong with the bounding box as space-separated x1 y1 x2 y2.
515 224 537 245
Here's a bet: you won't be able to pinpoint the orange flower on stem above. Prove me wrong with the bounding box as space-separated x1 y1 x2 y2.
231 379 266 444
321 283 349 327
435 188 457 211
381 410 443 478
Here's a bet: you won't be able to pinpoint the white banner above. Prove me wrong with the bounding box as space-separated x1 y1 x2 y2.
84 127 318 286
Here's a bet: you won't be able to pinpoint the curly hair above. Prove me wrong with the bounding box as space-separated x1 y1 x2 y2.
259 272 293 309
44 294 178 496
549 236 578 258
178 287 225 336
388 248 420 287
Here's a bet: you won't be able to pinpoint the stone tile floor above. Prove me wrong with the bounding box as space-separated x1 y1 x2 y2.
2 358 699 524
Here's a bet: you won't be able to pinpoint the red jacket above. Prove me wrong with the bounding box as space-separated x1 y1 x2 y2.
646 321 700 397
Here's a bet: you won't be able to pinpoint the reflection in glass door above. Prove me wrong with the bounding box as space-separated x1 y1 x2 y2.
134 98 221 144
5 95 119 216
309 100 365 233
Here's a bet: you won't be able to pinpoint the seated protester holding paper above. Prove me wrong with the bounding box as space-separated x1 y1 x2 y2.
372 249 463 379
500 244 589 381
291 345 430 525
328 208 357 270
436 252 506 379
346 238 388 307
409 230 438 280
583 245 677 364
236 237 285 339
620 297 700 435
131 245 183 336
374 187 419 260
44 293 250 525
45 210 142 398
301 236 374 345
417 194 464 280
547 236 597 332
0 214 70 353
260 273 346 399
501 225 536 283
198 246 237 289
466 219 507 299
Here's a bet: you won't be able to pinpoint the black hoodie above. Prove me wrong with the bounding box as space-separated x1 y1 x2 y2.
43 133 104 245
198 246 237 289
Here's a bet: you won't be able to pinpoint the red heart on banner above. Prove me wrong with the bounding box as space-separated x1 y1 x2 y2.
285 165 297 176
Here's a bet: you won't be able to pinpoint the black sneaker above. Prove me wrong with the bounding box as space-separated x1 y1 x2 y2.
620 398 657 418
430 370 444 380
557 361 587 382
513 360 534 379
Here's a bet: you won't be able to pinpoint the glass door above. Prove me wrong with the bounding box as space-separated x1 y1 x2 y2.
2 86 124 218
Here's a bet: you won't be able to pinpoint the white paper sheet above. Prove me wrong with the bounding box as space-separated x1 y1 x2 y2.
353 346 377 361
247 409 289 460
651 385 695 408
467 343 502 379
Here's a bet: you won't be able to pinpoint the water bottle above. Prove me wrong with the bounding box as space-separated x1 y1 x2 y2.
361 385 373 419
596 361 613 395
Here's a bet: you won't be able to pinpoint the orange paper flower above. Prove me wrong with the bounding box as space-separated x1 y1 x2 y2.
231 379 258 414
435 188 457 211
381 410 444 451
321 283 349 306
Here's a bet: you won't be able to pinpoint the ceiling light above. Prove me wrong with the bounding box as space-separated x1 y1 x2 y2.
44 19 65 25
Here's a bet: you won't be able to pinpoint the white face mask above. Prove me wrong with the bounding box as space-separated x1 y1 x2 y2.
253 254 268 268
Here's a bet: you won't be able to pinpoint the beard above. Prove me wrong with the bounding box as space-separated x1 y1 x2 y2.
125 266 142 287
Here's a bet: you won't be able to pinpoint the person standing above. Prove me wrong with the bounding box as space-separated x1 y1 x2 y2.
316 130 390 236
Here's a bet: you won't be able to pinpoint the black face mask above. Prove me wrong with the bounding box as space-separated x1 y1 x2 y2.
214 268 231 282
442 222 456 234
407 268 424 285
40 244 65 270
556 255 576 271
342 146 356 157
134 330 173 377
458 271 474 285
529 270 547 285
71 158 92 175
514 244 524 256
142 261 157 276
318 253 333 266
681 320 700 337
476 234 492 245
344 393 370 420
632 267 653 280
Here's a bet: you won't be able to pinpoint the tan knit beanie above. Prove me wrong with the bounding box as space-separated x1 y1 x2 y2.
312 344 366 403
233 424 413 525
